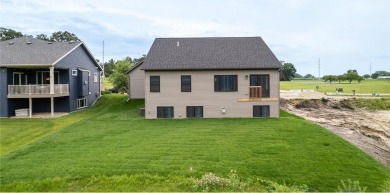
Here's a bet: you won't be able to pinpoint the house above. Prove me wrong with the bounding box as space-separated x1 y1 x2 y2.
0 37 102 117
128 37 282 119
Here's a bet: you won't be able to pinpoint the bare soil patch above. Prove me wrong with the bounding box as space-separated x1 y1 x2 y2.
280 92 390 167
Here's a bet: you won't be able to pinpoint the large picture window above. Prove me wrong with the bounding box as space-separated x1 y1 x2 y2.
181 75 191 92
187 106 203 118
157 106 174 118
214 75 237 92
150 76 160 92
253 105 270 117
250 74 270 98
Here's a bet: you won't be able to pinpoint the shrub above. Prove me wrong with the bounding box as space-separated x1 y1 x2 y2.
337 179 367 192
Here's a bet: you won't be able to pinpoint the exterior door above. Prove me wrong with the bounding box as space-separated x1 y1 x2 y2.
250 74 270 98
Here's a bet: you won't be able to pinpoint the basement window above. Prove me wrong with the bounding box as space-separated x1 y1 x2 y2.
77 98 87 109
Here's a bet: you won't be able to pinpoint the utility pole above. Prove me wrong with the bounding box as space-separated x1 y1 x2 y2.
318 58 321 79
370 63 372 77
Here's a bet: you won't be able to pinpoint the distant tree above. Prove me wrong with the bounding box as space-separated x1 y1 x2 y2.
295 73 303 78
344 69 360 83
280 63 297 81
133 54 146 65
374 71 390 76
371 72 379 79
0 27 23 41
323 75 338 84
337 75 346 83
357 76 364 83
103 59 116 77
363 74 371 79
36 34 50 41
50 31 80 42
304 74 314 79
109 59 132 93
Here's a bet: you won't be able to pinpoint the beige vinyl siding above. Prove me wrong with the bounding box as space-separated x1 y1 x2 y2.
128 64 145 99
145 70 280 119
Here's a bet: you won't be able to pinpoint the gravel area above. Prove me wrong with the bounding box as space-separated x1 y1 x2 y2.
11 112 69 118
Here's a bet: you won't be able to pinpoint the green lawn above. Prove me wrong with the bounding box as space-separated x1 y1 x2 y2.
281 79 390 94
0 95 389 191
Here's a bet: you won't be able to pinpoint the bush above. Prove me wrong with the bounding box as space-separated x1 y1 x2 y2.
337 179 367 192
101 90 112 95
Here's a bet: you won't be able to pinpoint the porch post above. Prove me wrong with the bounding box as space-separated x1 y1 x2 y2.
49 66 54 94
29 98 32 118
51 97 54 118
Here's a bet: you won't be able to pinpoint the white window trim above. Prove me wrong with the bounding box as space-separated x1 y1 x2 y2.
13 72 27 85
77 98 87 109
72 70 78 76
93 72 98 82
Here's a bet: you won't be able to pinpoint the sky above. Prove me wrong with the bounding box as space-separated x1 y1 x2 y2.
1 0 389 76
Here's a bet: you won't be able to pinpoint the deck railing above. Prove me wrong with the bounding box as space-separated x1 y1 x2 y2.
249 86 262 99
8 84 69 95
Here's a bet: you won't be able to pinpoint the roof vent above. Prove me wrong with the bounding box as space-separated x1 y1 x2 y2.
177 41 179 47
69 40 74 44
27 42 32 44
48 42 53 44
8 42 14 45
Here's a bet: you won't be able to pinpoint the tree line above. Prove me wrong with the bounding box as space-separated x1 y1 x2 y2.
1 27 80 42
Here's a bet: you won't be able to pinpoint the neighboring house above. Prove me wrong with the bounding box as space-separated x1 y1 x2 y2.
0 37 102 117
128 37 282 119
127 60 145 99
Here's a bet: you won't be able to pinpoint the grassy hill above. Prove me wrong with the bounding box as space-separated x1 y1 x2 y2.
1 95 389 191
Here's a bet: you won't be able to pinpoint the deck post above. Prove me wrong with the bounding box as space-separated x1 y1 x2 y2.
29 98 32 118
51 97 54 118
49 67 54 94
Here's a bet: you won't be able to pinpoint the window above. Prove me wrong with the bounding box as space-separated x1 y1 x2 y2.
13 72 27 85
72 70 77 76
181 75 191 92
157 106 174 118
77 98 87 109
36 71 59 85
187 106 203 118
214 75 237 92
150 76 160 92
253 105 270 117
93 72 98 82
250 74 270 98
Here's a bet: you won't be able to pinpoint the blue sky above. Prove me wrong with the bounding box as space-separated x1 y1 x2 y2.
1 0 389 76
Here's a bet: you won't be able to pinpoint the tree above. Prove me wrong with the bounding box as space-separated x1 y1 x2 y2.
0 27 23 41
363 74 370 79
280 63 296 81
133 54 146 65
304 74 314 79
372 73 379 79
109 59 131 93
344 69 360 83
103 59 116 77
357 76 364 83
323 75 338 84
49 31 80 42
36 34 50 41
337 75 346 83
295 73 303 78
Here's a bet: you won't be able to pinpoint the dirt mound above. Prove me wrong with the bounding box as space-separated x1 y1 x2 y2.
281 98 390 167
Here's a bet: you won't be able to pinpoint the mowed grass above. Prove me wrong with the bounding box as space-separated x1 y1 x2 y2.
281 79 390 94
1 95 389 191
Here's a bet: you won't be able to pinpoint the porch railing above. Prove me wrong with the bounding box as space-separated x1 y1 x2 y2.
249 86 262 99
8 84 69 95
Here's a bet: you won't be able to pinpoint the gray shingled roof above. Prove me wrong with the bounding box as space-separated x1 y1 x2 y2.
0 37 101 70
142 37 281 70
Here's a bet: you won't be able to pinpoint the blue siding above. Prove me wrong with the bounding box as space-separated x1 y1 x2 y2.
55 45 101 112
0 68 8 117
32 97 69 112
